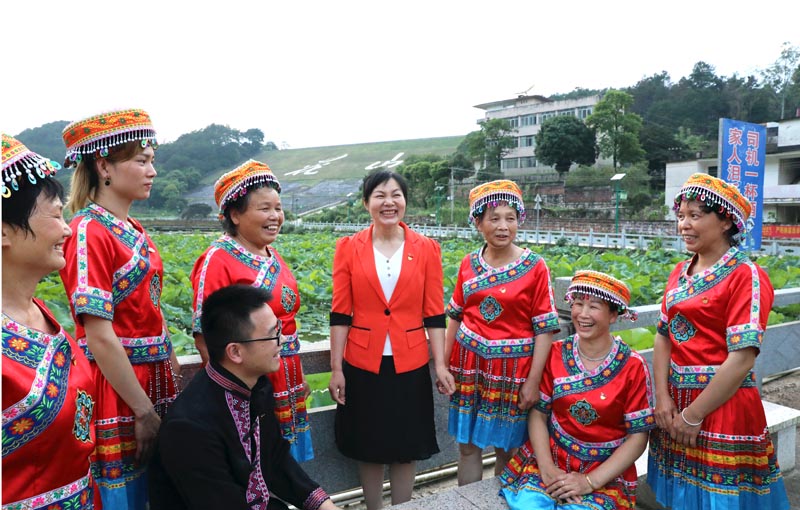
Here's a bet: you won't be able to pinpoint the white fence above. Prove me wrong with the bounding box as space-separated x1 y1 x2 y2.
297 222 800 256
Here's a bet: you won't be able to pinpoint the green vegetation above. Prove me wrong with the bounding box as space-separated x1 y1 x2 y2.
35 231 800 358
32 230 800 408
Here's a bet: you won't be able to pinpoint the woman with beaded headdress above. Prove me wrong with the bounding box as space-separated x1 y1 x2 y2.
444 179 559 486
648 173 789 509
2 134 98 510
58 109 180 510
190 160 313 462
499 270 654 509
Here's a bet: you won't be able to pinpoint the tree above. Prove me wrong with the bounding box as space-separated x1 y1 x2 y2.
534 115 596 177
586 90 645 169
762 41 800 119
181 203 213 219
396 155 450 208
457 118 516 180
638 122 689 170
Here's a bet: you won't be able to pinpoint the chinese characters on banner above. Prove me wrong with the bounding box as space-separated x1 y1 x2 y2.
718 118 766 250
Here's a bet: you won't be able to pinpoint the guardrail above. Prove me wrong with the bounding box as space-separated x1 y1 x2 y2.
297 222 800 256
177 284 800 497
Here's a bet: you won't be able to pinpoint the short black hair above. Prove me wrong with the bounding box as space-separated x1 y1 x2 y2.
362 170 408 203
2 177 65 237
200 285 273 363
219 182 280 236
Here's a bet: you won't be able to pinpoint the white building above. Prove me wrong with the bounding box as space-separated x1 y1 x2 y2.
473 94 600 176
664 118 800 225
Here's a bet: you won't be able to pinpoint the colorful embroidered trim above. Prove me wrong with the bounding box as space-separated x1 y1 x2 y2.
566 270 637 321
674 172 751 243
224 390 269 509
550 413 624 462
464 248 540 300
1 134 60 199
76 329 171 364
0 469 93 510
214 160 281 214
2 326 72 456
455 322 534 359
192 235 282 333
664 247 744 312
669 360 757 389
468 179 526 224
62 109 157 165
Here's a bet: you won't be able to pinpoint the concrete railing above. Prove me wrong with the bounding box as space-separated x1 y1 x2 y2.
177 286 800 499
297 222 800 257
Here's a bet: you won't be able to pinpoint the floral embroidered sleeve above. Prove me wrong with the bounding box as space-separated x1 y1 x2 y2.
69 218 117 321
445 255 469 322
529 258 560 336
191 246 226 334
623 351 656 434
724 262 774 353
533 342 557 414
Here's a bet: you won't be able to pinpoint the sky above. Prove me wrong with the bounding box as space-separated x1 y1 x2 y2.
3 1 798 149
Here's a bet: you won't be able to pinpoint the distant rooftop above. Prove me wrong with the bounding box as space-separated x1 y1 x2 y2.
473 95 553 111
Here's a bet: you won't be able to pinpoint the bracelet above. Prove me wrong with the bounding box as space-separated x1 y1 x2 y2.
680 408 703 427
585 474 597 491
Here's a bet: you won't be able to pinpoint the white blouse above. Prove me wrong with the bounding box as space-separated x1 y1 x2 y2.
374 242 404 355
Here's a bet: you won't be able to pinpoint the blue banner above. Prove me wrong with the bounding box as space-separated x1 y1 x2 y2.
718 118 766 250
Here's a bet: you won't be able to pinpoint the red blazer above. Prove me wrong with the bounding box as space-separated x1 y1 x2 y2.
330 222 445 374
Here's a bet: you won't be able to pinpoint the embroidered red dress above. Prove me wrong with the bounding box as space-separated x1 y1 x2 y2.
500 337 655 510
191 234 313 462
446 247 560 450
3 300 97 510
647 246 789 509
59 203 178 510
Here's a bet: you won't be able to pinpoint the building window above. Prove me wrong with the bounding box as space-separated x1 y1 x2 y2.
778 157 800 184
520 157 537 168
507 117 519 128
520 135 535 147
578 107 593 119
501 158 520 170
521 114 537 126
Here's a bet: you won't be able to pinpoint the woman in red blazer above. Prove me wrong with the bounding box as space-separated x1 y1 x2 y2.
328 170 453 510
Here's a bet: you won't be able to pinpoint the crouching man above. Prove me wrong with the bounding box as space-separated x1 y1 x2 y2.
149 284 340 510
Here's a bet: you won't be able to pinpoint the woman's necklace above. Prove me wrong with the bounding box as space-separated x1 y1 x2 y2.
577 338 612 362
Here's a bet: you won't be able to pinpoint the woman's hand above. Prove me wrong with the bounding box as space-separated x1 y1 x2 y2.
654 392 678 435
328 370 346 405
670 409 702 447
545 470 592 504
518 378 540 410
434 365 456 395
539 464 566 489
134 407 161 465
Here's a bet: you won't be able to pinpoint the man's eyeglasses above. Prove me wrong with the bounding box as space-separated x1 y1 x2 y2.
232 319 282 346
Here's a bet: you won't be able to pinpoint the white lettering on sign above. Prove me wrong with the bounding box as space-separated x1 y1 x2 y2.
365 153 404 171
284 154 349 176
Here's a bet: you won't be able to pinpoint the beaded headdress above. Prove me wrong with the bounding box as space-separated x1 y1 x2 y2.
673 173 751 242
468 179 526 225
62 108 158 166
566 270 637 321
2 134 61 199
214 160 281 216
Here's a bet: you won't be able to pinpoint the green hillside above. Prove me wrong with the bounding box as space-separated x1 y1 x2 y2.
187 135 464 214
200 135 464 186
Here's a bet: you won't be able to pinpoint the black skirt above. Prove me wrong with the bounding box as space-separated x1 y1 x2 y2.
335 356 439 464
